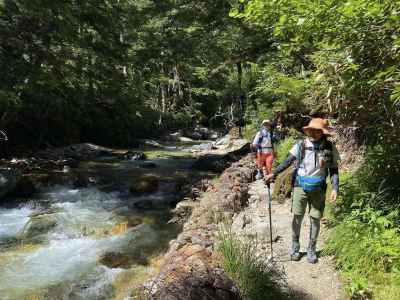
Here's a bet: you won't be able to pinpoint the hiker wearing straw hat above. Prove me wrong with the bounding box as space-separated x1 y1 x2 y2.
265 118 340 264
252 119 278 180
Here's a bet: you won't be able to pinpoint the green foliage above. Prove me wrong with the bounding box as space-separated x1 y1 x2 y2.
327 158 400 298
217 229 288 300
357 145 400 211
334 145 400 222
325 209 400 298
235 4 400 295
1 0 272 149
274 136 295 166
238 0 399 138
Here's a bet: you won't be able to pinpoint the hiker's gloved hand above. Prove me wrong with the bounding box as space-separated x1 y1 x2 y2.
264 174 275 183
330 190 337 203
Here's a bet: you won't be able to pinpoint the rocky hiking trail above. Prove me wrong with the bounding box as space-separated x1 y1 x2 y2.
233 179 345 300
137 152 347 300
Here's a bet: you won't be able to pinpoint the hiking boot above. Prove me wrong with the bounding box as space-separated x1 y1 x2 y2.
290 239 301 261
307 240 318 264
255 170 263 180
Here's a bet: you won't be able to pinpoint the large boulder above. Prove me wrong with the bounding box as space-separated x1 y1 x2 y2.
192 142 250 172
0 168 21 199
184 126 211 140
130 175 159 195
141 244 240 299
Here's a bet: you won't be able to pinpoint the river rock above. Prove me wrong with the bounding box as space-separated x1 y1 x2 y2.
18 214 57 240
98 252 131 269
73 174 98 188
165 131 184 142
130 175 159 195
170 200 196 224
142 244 240 299
121 151 147 160
190 143 215 152
178 136 194 142
139 139 164 148
184 126 216 140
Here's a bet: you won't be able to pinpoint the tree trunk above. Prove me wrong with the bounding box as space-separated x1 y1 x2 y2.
237 62 245 137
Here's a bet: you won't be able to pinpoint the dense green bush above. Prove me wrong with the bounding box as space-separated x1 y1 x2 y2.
326 157 400 298
334 145 400 223
325 207 400 299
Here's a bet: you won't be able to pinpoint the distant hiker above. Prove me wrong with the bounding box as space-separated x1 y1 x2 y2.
265 118 340 264
252 119 278 180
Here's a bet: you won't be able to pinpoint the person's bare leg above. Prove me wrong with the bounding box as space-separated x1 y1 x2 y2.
265 153 273 175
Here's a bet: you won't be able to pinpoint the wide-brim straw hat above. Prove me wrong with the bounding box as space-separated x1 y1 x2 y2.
261 119 272 125
302 118 332 136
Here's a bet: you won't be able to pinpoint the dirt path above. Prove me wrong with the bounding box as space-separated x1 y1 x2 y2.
232 180 345 300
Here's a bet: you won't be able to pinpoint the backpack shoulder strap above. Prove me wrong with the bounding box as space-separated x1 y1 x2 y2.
324 139 333 151
257 131 263 145
295 139 306 167
300 139 306 163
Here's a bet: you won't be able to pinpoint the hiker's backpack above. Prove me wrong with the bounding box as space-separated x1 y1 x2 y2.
291 138 333 188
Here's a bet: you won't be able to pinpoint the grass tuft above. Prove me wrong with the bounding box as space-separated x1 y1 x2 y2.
217 228 289 300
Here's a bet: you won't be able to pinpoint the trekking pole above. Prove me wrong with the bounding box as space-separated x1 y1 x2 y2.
266 181 273 261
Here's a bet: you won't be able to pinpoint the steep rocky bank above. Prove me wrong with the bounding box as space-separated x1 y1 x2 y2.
139 154 256 299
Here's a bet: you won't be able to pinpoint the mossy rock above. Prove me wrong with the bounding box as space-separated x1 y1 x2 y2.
98 252 132 269
273 167 294 202
130 175 159 195
19 214 57 240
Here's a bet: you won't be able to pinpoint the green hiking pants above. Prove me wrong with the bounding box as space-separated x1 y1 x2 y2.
292 187 326 219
